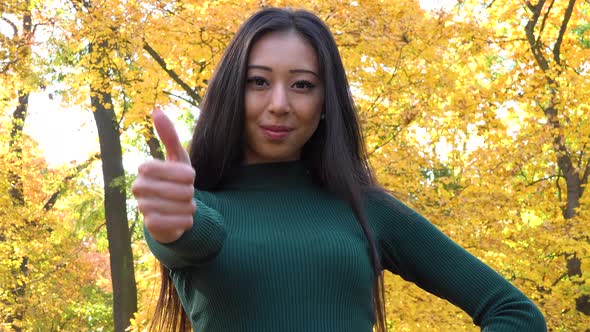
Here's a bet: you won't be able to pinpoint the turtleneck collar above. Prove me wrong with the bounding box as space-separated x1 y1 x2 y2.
221 160 315 190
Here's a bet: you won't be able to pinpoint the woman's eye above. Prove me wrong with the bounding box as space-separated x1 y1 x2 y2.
292 80 315 90
246 76 268 88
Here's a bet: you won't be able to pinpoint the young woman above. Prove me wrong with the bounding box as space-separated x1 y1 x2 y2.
131 7 546 332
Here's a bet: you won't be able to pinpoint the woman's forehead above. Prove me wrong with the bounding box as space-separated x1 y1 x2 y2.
247 30 319 74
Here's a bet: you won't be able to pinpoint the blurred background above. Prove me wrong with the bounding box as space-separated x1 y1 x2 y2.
1 0 588 331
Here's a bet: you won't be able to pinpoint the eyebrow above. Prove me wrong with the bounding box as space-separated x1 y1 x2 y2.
248 65 320 79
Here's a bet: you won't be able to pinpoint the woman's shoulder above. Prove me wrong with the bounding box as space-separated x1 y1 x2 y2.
363 186 419 219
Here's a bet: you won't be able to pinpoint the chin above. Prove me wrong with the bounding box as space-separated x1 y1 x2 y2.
263 154 299 163
247 148 301 164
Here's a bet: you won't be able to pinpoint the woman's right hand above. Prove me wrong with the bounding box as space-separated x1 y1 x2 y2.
131 108 196 243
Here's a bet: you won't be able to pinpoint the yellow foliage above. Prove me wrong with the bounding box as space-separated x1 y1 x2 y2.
3 0 589 330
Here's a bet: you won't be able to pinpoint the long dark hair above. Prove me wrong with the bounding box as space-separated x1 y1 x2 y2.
151 7 387 332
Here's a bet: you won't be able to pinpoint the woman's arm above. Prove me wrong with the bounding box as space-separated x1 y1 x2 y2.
132 109 226 269
367 191 546 331
143 192 226 269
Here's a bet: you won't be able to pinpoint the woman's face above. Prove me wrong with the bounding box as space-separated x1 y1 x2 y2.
243 30 324 164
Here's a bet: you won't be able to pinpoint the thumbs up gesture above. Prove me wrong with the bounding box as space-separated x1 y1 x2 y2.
131 108 196 243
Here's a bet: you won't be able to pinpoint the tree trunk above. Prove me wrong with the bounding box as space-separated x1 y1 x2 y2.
4 91 30 332
72 0 139 323
523 0 588 316
143 120 165 160
92 89 138 331
8 92 28 204
4 6 32 329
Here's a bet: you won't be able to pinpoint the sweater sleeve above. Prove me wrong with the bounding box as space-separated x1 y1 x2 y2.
367 191 546 331
144 191 227 270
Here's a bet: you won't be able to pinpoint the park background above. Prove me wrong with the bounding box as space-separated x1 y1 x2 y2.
1 0 589 331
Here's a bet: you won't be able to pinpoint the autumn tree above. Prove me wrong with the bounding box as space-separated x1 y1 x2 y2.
1 1 111 329
63 0 141 330
3 0 587 330
1 0 46 329
440 1 590 329
518 0 589 321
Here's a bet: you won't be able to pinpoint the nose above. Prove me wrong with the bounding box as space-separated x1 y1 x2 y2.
268 85 290 115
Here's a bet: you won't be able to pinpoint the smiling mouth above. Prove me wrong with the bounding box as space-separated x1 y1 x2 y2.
260 125 293 140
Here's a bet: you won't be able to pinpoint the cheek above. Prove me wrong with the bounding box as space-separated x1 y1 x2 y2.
244 94 263 126
244 98 259 146
294 104 322 143
299 97 323 127
244 93 256 119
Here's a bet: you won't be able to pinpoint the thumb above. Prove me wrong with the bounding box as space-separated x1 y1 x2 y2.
152 108 191 164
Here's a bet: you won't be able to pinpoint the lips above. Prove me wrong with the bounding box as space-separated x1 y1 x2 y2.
260 125 293 140
261 125 293 132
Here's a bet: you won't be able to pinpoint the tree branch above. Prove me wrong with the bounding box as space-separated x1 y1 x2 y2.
525 0 550 72
555 168 563 201
10 221 106 294
553 0 577 64
364 44 406 117
1 16 18 37
526 174 563 186
535 0 555 47
142 120 164 160
525 1 535 12
162 90 195 105
0 58 18 74
143 42 201 107
581 159 590 196
577 143 586 169
367 126 402 157
552 272 568 287
43 152 100 211
583 158 590 184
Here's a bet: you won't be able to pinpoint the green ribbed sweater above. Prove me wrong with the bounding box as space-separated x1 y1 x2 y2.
145 161 546 331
